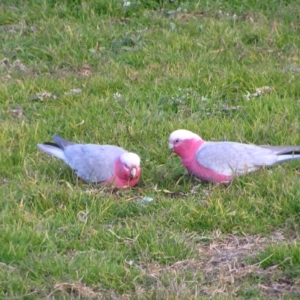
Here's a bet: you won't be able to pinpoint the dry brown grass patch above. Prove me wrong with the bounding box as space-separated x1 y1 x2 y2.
129 231 300 298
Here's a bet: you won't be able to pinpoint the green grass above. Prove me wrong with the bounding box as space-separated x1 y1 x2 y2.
1 0 300 298
257 242 300 278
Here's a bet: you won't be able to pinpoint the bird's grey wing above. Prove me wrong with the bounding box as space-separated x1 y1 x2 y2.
52 135 76 149
196 142 278 176
64 144 126 183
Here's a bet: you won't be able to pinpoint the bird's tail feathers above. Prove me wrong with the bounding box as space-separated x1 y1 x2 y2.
261 145 300 155
52 135 75 149
261 145 300 163
37 143 65 160
277 154 300 163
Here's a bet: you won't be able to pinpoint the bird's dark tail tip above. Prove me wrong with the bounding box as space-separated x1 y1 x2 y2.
42 142 61 149
283 150 300 155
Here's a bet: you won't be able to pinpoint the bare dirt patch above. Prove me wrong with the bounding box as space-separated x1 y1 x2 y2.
47 232 300 299
131 232 300 298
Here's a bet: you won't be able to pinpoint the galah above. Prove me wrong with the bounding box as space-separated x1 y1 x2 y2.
37 135 141 187
169 129 300 183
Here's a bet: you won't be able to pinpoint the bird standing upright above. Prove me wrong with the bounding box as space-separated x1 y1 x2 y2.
38 135 141 187
169 129 300 183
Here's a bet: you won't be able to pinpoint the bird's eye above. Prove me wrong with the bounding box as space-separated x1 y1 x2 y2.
175 139 179 144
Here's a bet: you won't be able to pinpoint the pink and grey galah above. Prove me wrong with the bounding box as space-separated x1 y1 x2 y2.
37 135 141 187
169 129 300 183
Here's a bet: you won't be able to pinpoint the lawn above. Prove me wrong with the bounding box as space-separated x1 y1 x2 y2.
1 0 300 298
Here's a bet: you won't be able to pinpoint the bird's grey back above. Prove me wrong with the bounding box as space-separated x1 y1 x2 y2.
63 144 126 183
196 141 279 175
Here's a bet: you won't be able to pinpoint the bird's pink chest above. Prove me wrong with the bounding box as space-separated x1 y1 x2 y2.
182 155 232 183
111 176 139 187
107 159 141 187
180 149 232 183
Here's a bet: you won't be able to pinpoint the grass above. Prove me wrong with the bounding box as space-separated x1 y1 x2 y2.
257 241 300 278
1 0 300 298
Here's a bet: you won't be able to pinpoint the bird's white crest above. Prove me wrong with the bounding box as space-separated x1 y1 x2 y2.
120 152 141 167
169 129 201 142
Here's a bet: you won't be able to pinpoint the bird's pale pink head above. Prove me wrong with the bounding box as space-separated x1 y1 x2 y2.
169 129 203 157
114 152 141 187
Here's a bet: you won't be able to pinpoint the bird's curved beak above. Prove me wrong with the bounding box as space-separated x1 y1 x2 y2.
130 168 137 179
169 143 174 150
